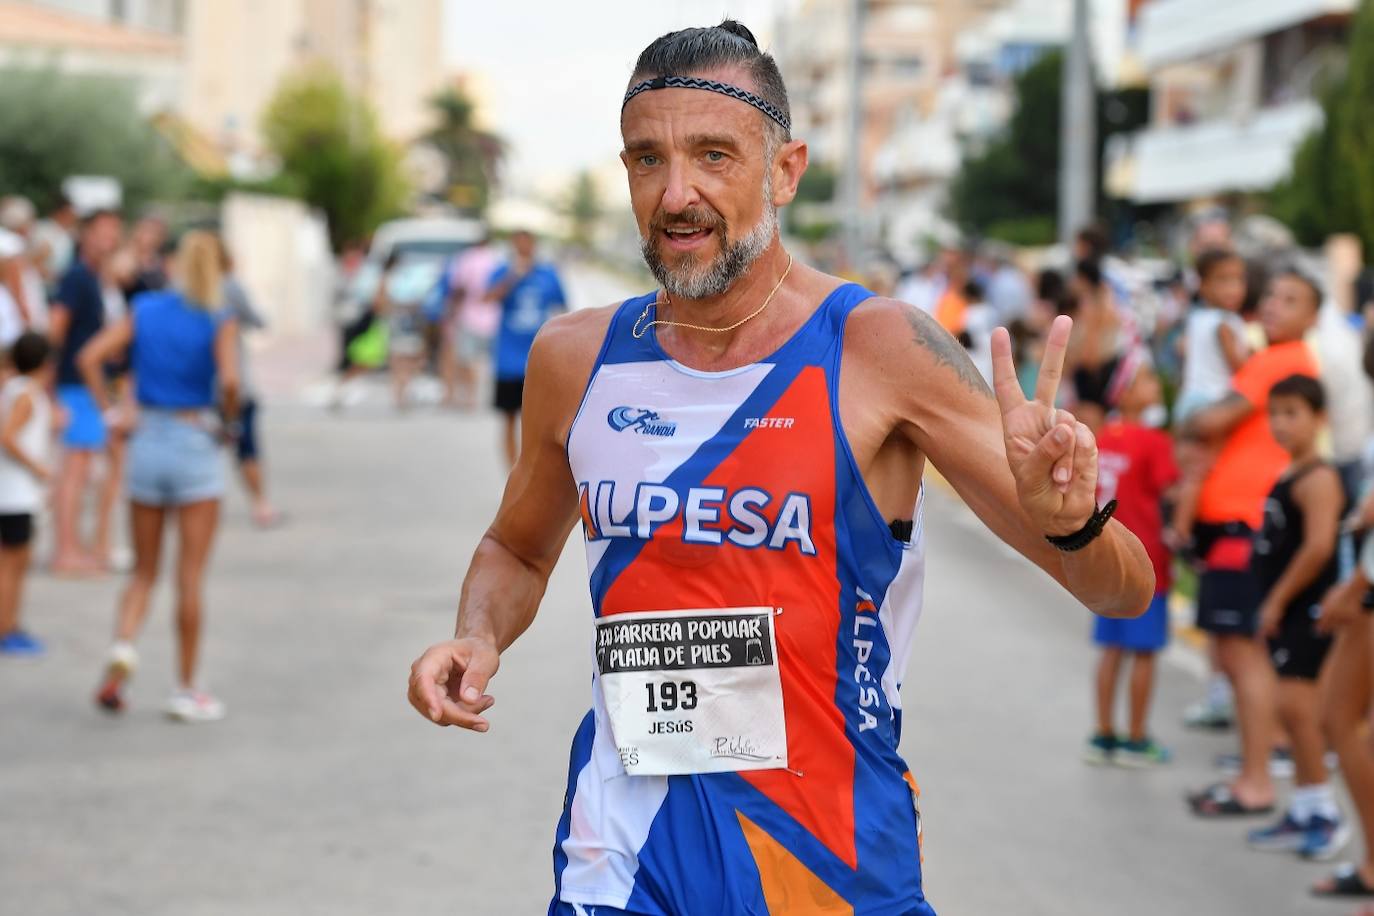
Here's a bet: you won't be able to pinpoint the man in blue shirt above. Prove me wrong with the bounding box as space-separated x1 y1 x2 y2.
49 209 123 574
487 230 566 466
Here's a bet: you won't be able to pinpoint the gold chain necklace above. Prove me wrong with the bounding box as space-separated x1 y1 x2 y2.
631 255 794 339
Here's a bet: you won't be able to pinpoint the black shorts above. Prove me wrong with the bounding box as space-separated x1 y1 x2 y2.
1197 569 1261 635
0 513 34 548
494 377 524 415
1195 524 1260 635
1269 618 1333 681
235 399 259 463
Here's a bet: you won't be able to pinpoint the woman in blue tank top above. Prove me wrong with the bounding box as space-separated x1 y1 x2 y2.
76 229 240 722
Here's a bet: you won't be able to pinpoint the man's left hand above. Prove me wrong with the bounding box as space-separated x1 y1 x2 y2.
990 315 1098 537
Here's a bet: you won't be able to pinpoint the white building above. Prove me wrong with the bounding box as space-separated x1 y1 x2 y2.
773 0 1011 259
0 0 183 113
1118 0 1356 205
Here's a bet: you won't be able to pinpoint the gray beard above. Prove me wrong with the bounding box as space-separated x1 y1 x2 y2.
641 200 779 300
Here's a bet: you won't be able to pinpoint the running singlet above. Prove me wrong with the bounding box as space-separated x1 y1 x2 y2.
554 284 935 915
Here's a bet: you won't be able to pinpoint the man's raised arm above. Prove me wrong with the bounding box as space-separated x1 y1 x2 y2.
854 302 1154 618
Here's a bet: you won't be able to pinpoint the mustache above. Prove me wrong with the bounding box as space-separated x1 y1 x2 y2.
650 206 727 235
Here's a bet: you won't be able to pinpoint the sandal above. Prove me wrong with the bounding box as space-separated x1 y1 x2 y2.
1311 863 1374 898
1187 783 1275 818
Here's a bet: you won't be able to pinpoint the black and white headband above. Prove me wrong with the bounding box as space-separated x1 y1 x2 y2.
621 75 791 132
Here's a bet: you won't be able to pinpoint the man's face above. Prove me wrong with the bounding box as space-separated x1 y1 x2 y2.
82 214 123 262
133 217 166 255
1259 275 1319 344
512 231 535 259
620 68 789 299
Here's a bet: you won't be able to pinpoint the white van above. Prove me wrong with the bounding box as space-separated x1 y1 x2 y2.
339 216 486 324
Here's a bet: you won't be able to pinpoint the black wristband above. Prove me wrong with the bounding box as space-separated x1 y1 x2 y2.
1045 500 1118 552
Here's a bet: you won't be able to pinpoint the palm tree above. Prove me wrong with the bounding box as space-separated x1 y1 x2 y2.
424 86 506 214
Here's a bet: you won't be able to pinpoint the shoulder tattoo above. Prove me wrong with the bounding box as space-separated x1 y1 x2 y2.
902 305 994 399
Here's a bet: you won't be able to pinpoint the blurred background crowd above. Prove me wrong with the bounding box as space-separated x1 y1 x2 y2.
4 0 1374 913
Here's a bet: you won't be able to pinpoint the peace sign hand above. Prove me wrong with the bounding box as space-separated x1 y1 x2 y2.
990 315 1099 537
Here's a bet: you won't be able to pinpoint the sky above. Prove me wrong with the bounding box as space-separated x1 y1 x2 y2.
442 0 792 196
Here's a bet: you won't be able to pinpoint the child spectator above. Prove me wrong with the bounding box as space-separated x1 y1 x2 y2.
1246 374 1349 859
0 332 53 656
1169 248 1250 548
1084 353 1179 766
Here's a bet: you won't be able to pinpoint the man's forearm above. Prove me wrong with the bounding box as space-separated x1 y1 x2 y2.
453 532 550 651
1059 519 1155 618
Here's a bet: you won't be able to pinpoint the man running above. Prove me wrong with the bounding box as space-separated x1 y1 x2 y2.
408 22 1152 915
487 229 566 467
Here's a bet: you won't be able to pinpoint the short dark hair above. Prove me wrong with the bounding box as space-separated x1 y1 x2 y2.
1195 247 1241 281
1075 223 1109 261
10 331 50 375
1036 268 1065 302
1270 373 1325 412
629 20 791 144
1075 258 1103 288
1274 267 1323 310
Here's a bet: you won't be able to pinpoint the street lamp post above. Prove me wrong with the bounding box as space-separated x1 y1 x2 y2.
1058 0 1096 248
841 0 866 268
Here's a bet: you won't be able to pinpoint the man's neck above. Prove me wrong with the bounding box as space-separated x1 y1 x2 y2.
653 241 817 367
662 242 791 329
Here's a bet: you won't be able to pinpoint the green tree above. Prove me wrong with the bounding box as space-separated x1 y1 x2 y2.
786 162 838 240
562 170 602 248
948 51 1149 245
950 51 1063 244
261 65 409 249
1271 0 1374 254
423 86 505 214
0 67 187 213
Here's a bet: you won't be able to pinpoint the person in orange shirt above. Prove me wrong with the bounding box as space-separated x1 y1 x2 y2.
1186 270 1322 819
933 250 969 335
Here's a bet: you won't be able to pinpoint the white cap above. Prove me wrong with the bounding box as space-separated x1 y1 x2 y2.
0 195 35 232
0 228 24 259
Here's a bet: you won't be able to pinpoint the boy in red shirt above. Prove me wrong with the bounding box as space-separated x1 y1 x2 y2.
1085 352 1180 766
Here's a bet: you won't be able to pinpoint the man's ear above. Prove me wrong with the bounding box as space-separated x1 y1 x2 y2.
771 139 809 208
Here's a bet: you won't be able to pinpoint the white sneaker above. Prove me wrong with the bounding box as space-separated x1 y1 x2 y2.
165 689 226 723
107 546 134 573
107 641 138 678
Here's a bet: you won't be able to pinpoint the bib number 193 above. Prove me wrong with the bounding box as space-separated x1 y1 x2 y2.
645 679 698 712
595 606 788 776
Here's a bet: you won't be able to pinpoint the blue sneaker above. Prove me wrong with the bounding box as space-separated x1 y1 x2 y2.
1082 732 1116 765
1300 814 1352 861
1248 812 1309 852
0 630 44 657
1115 737 1172 768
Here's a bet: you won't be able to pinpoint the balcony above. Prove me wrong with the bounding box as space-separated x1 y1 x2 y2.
1126 98 1322 203
1138 0 1355 68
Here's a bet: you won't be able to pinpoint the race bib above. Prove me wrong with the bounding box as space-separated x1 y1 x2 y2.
595 607 788 777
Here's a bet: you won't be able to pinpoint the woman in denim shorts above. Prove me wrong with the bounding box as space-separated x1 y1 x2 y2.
76 230 240 723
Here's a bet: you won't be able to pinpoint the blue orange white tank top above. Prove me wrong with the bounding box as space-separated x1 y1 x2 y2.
554 283 934 915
